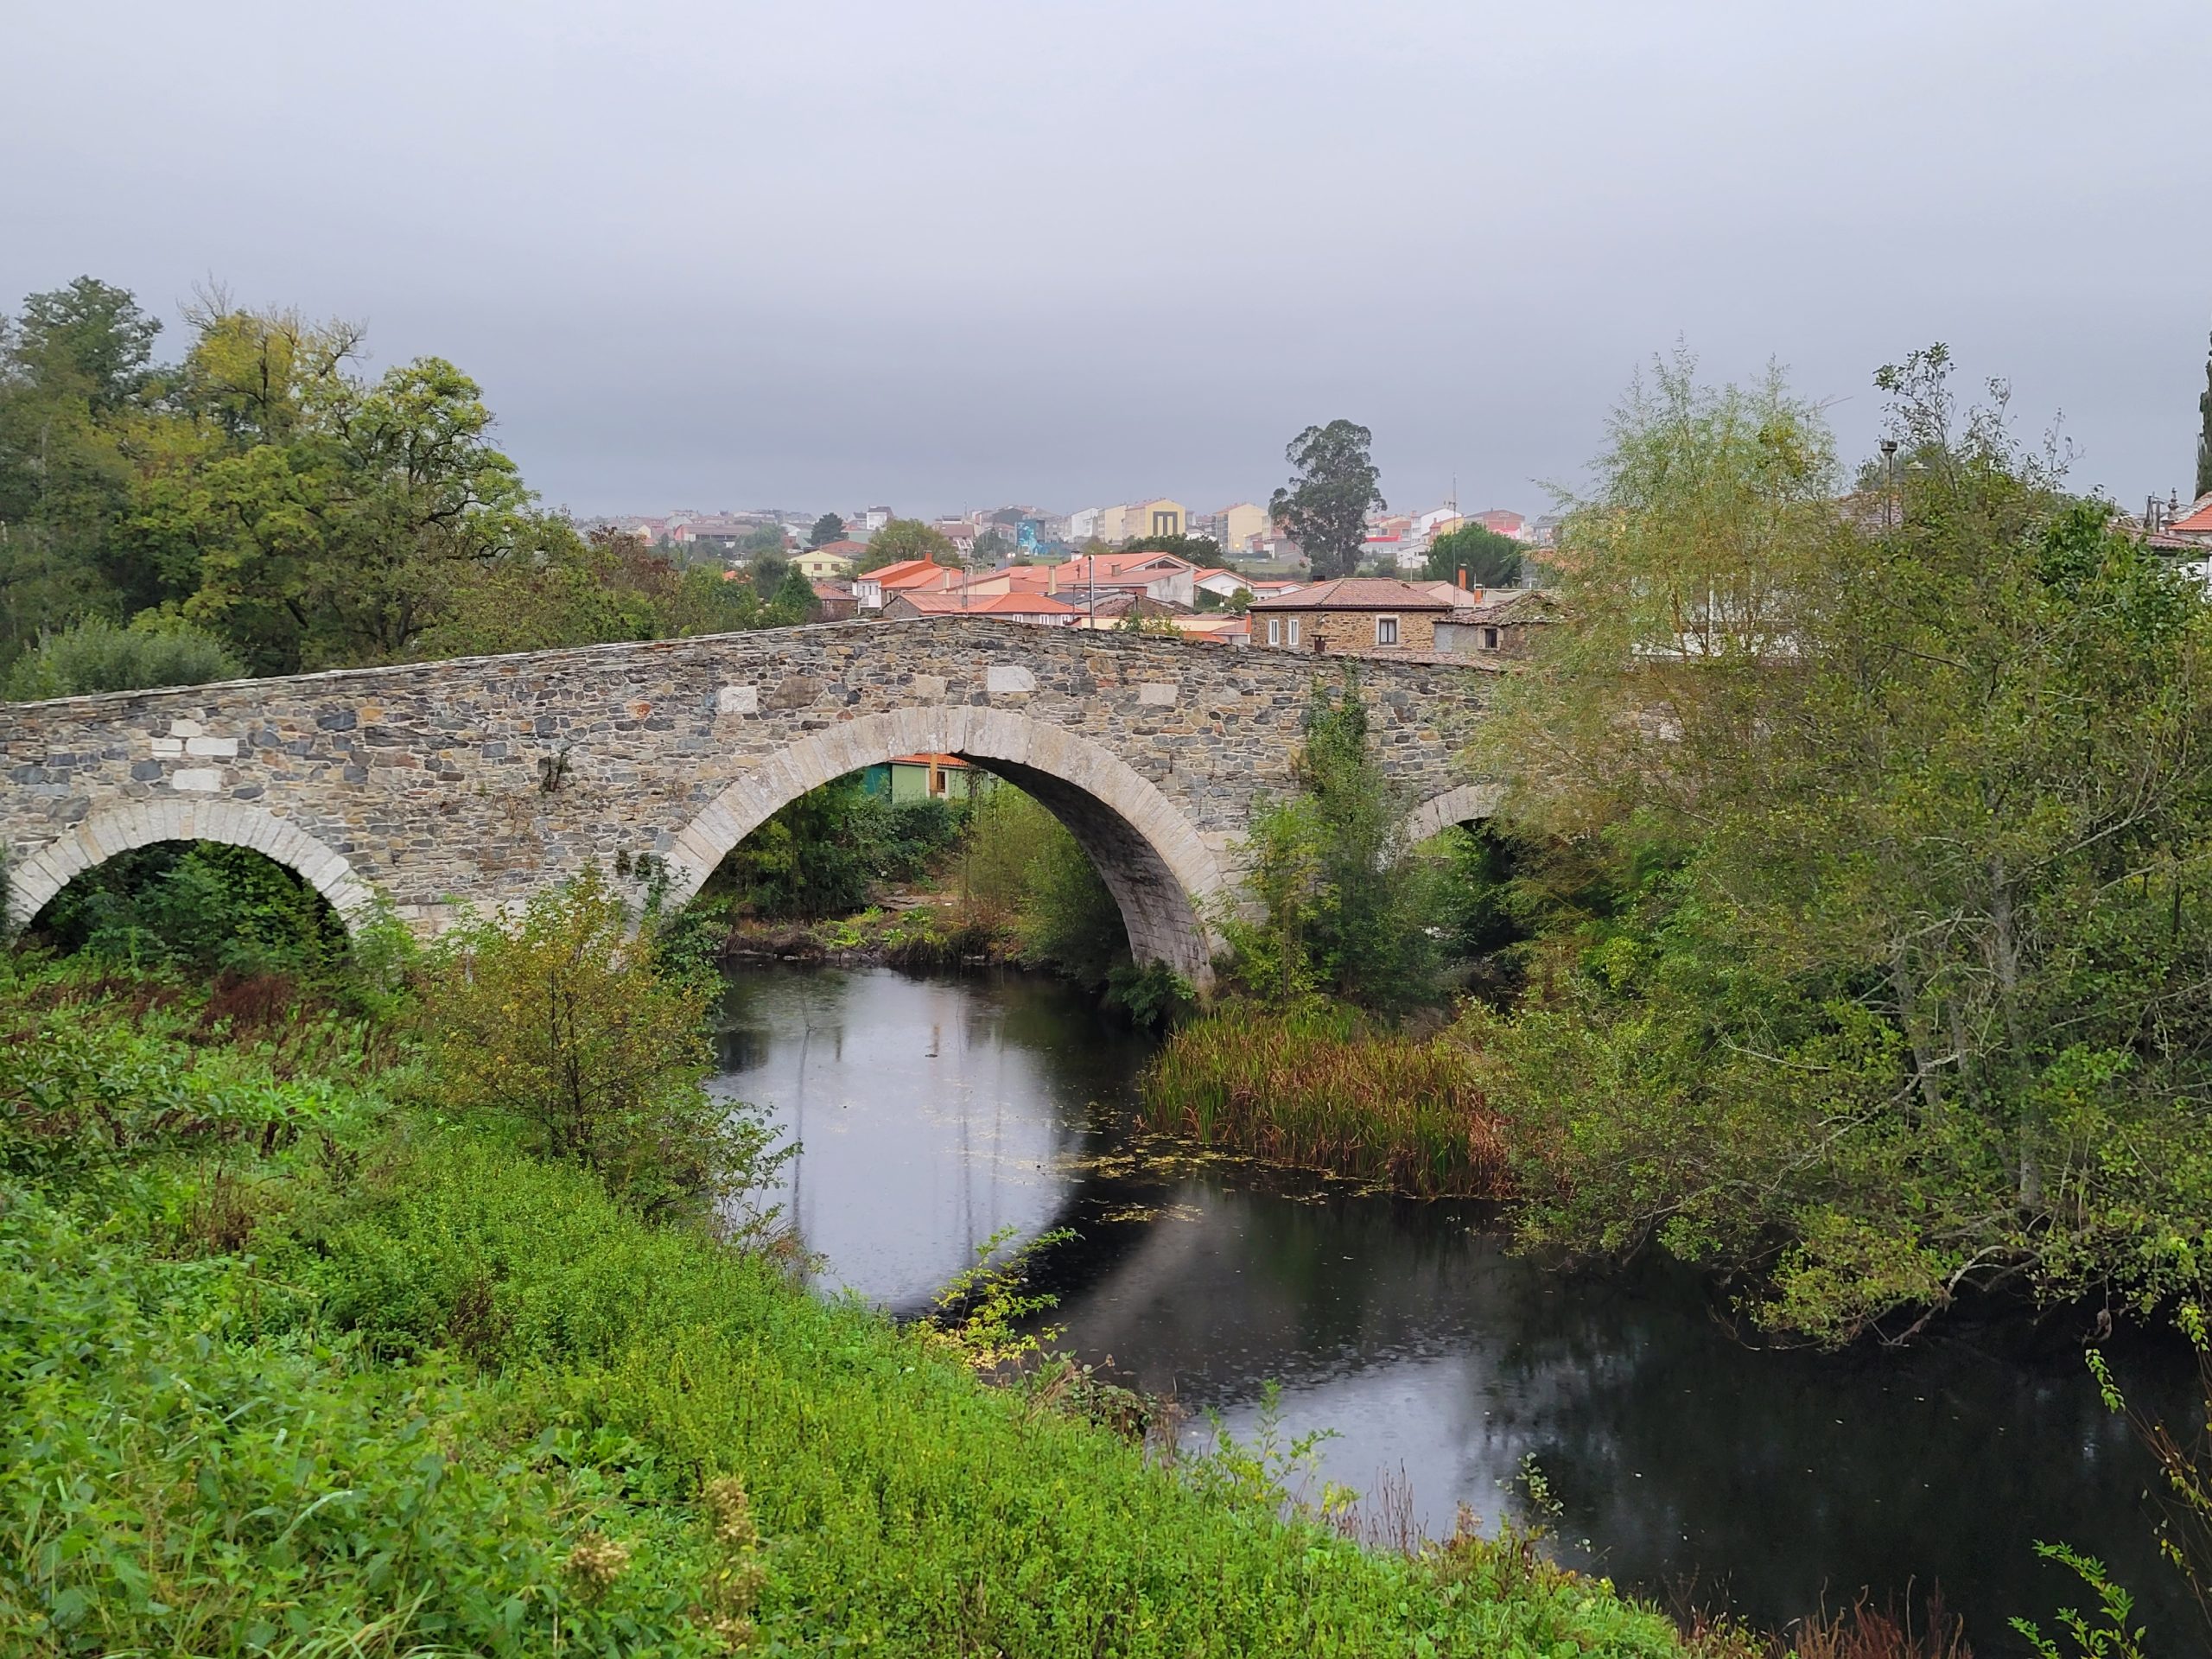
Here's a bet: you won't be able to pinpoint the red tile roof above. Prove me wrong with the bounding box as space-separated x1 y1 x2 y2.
2171 495 2212 535
892 591 1078 616
870 558 957 589
1249 577 1461 611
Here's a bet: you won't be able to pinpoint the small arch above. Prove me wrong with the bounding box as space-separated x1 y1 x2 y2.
665 706 1226 985
1401 782 1505 848
4 800 378 934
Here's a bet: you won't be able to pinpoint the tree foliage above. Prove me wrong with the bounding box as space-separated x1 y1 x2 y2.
1222 674 1438 1013
807 512 845 547
0 277 809 681
6 613 243 701
1470 346 2212 1343
1270 422 1384 580
856 518 955 573
424 867 783 1222
1423 522 1522 587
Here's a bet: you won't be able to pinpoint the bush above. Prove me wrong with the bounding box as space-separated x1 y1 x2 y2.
6 614 244 701
1220 674 1440 1013
423 867 783 1224
29 840 351 983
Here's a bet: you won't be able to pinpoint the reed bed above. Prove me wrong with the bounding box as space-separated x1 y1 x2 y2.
1141 1006 1511 1198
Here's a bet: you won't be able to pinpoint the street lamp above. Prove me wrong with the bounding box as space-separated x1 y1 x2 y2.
1880 439 1899 531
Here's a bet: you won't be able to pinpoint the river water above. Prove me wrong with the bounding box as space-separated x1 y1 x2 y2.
711 963 2199 1654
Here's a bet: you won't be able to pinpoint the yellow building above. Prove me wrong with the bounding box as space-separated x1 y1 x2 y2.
1095 499 1185 544
794 542 862 580
1213 501 1269 553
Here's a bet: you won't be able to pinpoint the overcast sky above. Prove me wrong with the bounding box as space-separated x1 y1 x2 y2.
8 1 2209 520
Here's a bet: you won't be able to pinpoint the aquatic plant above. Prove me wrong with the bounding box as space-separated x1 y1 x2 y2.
1141 1004 1511 1198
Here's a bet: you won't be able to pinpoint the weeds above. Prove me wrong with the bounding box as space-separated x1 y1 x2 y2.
1141 1003 1511 1196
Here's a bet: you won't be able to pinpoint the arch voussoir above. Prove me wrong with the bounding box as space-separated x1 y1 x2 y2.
3 799 379 934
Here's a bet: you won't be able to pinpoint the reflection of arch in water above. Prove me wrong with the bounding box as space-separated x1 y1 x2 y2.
665 706 1228 984
1401 782 1504 848
4 799 378 932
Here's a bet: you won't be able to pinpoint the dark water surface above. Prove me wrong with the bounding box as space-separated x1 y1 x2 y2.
712 964 2199 1654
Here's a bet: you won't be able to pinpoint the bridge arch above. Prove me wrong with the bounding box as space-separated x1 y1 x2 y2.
4 799 378 933
1401 782 1505 848
665 705 1227 984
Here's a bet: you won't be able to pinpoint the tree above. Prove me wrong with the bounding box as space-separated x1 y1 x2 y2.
0 278 165 664
1270 421 1383 580
1120 532 1222 563
808 512 845 547
1424 522 1522 587
856 518 956 573
425 867 784 1221
739 524 785 559
121 302 542 673
1221 673 1439 1012
750 552 791 602
2196 328 2211 500
1470 346 2212 1344
6 613 243 701
766 564 819 622
971 529 1012 566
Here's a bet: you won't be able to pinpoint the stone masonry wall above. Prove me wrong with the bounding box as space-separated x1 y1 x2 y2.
1 618 1496 978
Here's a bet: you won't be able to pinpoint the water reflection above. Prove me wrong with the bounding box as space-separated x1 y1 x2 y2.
711 966 1148 1309
713 964 2197 1654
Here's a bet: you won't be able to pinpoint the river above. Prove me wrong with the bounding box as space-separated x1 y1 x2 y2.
711 963 2199 1655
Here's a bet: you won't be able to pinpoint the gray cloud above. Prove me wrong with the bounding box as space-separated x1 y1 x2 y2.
9 0 2208 518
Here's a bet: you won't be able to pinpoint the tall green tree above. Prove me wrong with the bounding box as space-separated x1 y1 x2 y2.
808 512 845 547
123 302 542 672
1423 522 1522 587
2196 328 2211 500
856 518 955 573
1471 346 2212 1344
1270 421 1383 580
0 278 164 664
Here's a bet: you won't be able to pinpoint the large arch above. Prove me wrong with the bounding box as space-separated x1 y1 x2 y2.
665 706 1227 984
1401 782 1505 848
4 799 379 933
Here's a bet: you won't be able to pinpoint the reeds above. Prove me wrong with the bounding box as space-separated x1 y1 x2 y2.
1140 1007 1511 1198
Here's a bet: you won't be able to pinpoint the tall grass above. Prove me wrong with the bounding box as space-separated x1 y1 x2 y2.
1141 1006 1512 1198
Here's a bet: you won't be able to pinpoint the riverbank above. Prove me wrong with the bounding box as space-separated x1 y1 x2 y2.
0 955 1699 1657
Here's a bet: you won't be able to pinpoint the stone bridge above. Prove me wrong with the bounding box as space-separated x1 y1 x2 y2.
0 620 1499 983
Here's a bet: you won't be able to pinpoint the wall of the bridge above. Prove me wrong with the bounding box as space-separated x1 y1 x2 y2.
0 619 1495 981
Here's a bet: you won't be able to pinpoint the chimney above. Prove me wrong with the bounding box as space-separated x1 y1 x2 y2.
1471 585 1485 604
1457 566 1468 589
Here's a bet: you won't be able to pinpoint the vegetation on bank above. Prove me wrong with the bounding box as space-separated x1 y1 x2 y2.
1141 1006 1506 1197
0 906 1705 1656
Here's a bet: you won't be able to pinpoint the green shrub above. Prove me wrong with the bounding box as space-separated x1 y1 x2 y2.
5 613 244 701
423 867 784 1224
29 839 351 982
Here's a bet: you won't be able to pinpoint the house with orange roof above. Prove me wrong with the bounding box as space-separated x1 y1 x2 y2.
854 558 960 610
881 590 1083 627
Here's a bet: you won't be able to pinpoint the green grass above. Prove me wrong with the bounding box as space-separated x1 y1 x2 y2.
1141 1005 1513 1198
0 960 1684 1656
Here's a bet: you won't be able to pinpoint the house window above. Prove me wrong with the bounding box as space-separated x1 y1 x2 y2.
929 764 948 797
1376 615 1399 646
1287 619 1301 647
1483 626 1499 650
1267 617 1281 646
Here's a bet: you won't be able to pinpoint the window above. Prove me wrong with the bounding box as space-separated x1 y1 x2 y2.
1267 617 1281 646
1483 626 1499 650
1376 615 1399 646
1287 619 1301 647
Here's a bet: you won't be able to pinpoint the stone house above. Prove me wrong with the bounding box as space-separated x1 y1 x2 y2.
1248 577 1464 654
1432 588 1559 660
